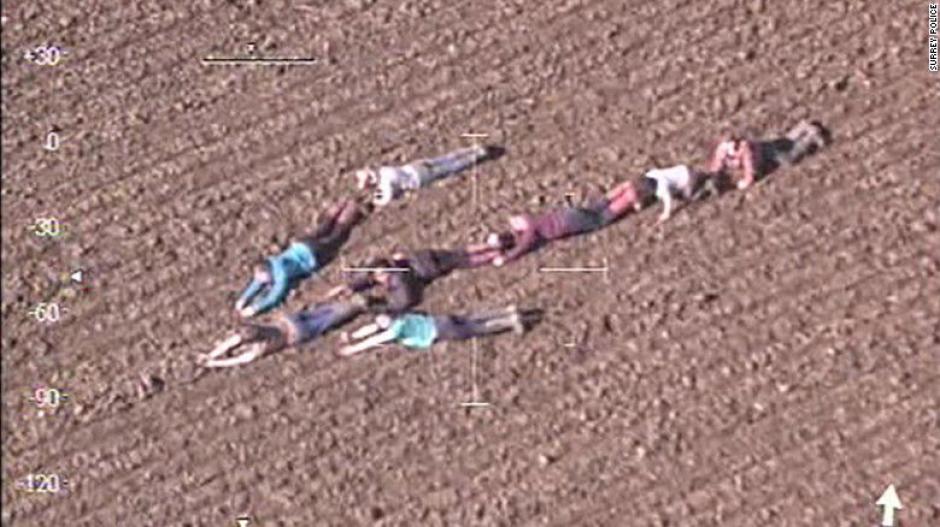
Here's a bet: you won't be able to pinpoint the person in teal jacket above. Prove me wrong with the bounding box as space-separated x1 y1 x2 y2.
236 199 367 317
339 305 525 356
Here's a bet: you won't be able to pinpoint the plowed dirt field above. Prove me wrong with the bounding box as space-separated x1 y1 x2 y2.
2 1 938 525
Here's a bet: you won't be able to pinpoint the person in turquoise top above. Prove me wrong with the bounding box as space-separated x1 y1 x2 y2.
389 314 440 348
339 305 526 356
236 199 367 317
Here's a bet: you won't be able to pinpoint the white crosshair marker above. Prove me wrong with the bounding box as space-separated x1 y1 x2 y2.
461 132 489 211
538 256 610 282
342 266 411 273
459 339 491 408
339 255 410 274
537 189 612 281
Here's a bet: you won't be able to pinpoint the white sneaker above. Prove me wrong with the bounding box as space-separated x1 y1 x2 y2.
486 233 503 248
511 313 525 335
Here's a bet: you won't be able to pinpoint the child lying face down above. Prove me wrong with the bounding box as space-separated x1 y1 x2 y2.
326 244 503 314
339 305 526 357
485 175 657 266
235 200 367 318
200 297 368 368
355 145 493 206
708 120 829 190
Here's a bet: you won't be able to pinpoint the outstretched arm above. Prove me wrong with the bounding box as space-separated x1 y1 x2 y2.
496 216 538 265
201 334 244 362
199 334 261 368
739 143 757 189
656 189 674 223
351 320 382 339
203 347 265 368
198 325 286 368
239 270 291 318
708 140 728 174
340 328 397 356
237 242 318 318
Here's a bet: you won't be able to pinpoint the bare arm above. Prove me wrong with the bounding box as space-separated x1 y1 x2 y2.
351 321 382 339
739 143 757 189
203 347 264 368
203 334 243 360
499 219 538 265
325 284 350 299
657 188 674 223
339 329 397 356
707 142 726 174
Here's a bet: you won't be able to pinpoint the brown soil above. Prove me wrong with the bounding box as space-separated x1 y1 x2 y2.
2 1 938 526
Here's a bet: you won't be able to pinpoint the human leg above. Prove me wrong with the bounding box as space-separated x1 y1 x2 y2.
466 304 518 321
782 120 827 164
595 180 644 224
408 145 489 188
280 301 364 345
432 247 501 271
306 202 346 240
463 247 502 267
434 310 522 342
304 201 364 263
474 305 525 335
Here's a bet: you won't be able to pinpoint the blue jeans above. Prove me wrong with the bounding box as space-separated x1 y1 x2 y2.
409 146 487 187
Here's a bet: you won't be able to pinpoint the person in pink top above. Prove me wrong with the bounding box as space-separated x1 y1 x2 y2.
708 120 829 190
485 176 656 266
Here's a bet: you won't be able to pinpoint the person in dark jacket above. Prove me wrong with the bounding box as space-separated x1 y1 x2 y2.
326 243 502 314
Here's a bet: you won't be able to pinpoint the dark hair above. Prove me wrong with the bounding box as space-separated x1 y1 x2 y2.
634 175 657 205
367 257 394 270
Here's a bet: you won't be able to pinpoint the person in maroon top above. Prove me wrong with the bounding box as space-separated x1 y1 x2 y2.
708 120 829 190
326 244 503 314
486 176 656 266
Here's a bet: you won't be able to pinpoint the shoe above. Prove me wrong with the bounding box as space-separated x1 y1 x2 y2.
350 292 369 309
486 233 503 249
510 313 525 335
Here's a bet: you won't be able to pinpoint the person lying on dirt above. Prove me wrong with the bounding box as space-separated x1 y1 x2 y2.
643 164 716 224
236 199 366 318
708 119 830 190
200 297 368 368
485 176 655 266
339 305 526 356
326 244 503 315
355 145 494 207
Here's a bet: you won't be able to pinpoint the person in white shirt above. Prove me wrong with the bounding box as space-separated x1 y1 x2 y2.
354 145 493 206
644 164 713 223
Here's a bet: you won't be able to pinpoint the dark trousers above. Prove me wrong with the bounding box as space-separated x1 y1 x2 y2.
434 308 517 341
